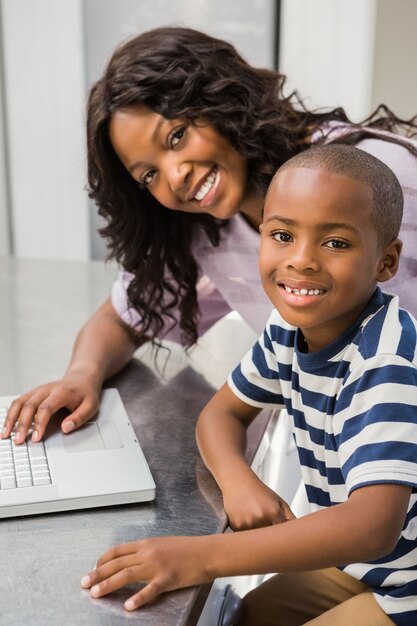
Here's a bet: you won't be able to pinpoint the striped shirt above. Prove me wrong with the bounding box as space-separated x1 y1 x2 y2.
229 288 417 625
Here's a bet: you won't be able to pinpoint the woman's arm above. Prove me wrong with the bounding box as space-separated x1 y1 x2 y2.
2 298 142 442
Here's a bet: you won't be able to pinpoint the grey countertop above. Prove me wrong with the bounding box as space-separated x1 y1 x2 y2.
0 256 268 626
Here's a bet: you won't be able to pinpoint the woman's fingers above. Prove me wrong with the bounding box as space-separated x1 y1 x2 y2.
1 384 100 444
2 390 49 443
59 396 99 436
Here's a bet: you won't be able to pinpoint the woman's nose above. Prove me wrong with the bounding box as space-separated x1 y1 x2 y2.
166 159 192 192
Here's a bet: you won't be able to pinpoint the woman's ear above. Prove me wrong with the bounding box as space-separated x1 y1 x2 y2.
377 238 402 283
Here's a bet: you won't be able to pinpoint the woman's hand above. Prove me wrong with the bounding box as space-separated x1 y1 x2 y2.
81 536 212 611
222 471 295 530
1 299 140 445
1 374 101 444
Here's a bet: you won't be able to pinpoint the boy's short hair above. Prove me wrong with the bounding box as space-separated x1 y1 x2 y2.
276 144 403 246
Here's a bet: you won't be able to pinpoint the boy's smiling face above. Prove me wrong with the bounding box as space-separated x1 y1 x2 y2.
259 166 400 352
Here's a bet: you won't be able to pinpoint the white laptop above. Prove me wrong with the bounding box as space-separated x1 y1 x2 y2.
0 388 156 518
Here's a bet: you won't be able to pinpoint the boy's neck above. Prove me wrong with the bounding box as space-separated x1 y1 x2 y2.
297 288 379 353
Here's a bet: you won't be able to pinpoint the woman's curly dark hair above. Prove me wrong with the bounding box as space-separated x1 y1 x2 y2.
87 26 417 347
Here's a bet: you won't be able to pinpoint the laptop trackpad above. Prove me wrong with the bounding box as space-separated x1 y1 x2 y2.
63 422 123 452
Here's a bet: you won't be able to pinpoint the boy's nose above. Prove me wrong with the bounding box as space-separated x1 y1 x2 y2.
287 242 320 272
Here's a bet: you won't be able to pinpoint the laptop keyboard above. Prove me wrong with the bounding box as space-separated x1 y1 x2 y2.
0 406 52 489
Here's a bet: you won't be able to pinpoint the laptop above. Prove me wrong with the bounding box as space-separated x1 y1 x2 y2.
0 388 156 518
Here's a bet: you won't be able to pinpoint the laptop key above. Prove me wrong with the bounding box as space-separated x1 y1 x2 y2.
1 476 17 489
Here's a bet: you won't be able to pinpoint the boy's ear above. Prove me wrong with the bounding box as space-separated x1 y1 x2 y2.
377 238 402 283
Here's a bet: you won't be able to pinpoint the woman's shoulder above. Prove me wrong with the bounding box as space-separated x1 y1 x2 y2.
313 120 417 148
312 121 417 186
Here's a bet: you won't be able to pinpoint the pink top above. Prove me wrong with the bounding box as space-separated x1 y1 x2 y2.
111 124 417 343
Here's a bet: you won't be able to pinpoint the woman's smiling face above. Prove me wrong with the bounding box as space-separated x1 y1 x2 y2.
109 105 260 221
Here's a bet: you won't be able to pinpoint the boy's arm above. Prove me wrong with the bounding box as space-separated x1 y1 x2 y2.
81 384 411 610
81 481 411 611
196 383 294 529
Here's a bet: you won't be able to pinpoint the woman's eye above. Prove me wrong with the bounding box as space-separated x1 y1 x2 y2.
141 169 157 186
272 230 292 243
170 127 185 148
325 239 349 249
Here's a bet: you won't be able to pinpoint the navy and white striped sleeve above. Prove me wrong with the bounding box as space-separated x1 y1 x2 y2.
228 313 287 409
334 354 417 495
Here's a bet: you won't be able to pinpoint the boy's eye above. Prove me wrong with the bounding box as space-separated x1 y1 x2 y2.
170 126 186 148
272 230 292 243
325 239 349 249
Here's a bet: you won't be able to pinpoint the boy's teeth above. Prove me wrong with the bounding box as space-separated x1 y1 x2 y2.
284 286 324 296
195 171 216 201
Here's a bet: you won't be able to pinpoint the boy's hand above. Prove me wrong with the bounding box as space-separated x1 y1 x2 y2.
223 472 295 530
80 536 211 611
1 377 100 444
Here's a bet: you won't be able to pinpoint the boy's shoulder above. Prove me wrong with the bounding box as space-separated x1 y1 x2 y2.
357 290 417 364
265 308 296 345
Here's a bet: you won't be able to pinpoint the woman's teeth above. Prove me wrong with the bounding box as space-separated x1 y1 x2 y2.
284 286 324 296
195 170 216 201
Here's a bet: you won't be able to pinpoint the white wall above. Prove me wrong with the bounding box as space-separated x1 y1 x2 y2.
0 15 11 256
372 0 417 119
279 0 417 123
279 0 377 122
1 0 89 260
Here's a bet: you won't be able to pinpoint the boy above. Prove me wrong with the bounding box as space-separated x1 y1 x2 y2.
81 145 417 625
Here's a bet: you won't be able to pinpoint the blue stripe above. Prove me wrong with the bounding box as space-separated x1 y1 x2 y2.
305 483 332 507
361 561 417 587
297 446 326 475
252 341 280 380
398 309 417 361
372 578 417 599
292 410 325 445
336 403 417 447
358 305 386 358
230 365 283 405
385 610 417 626
336 364 417 414
299 387 335 414
279 362 293 383
326 465 345 486
404 497 417 527
342 442 417 478
368 536 417 565
269 323 296 347
262 329 274 354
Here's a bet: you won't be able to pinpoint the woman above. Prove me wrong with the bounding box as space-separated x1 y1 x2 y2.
3 25 416 443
